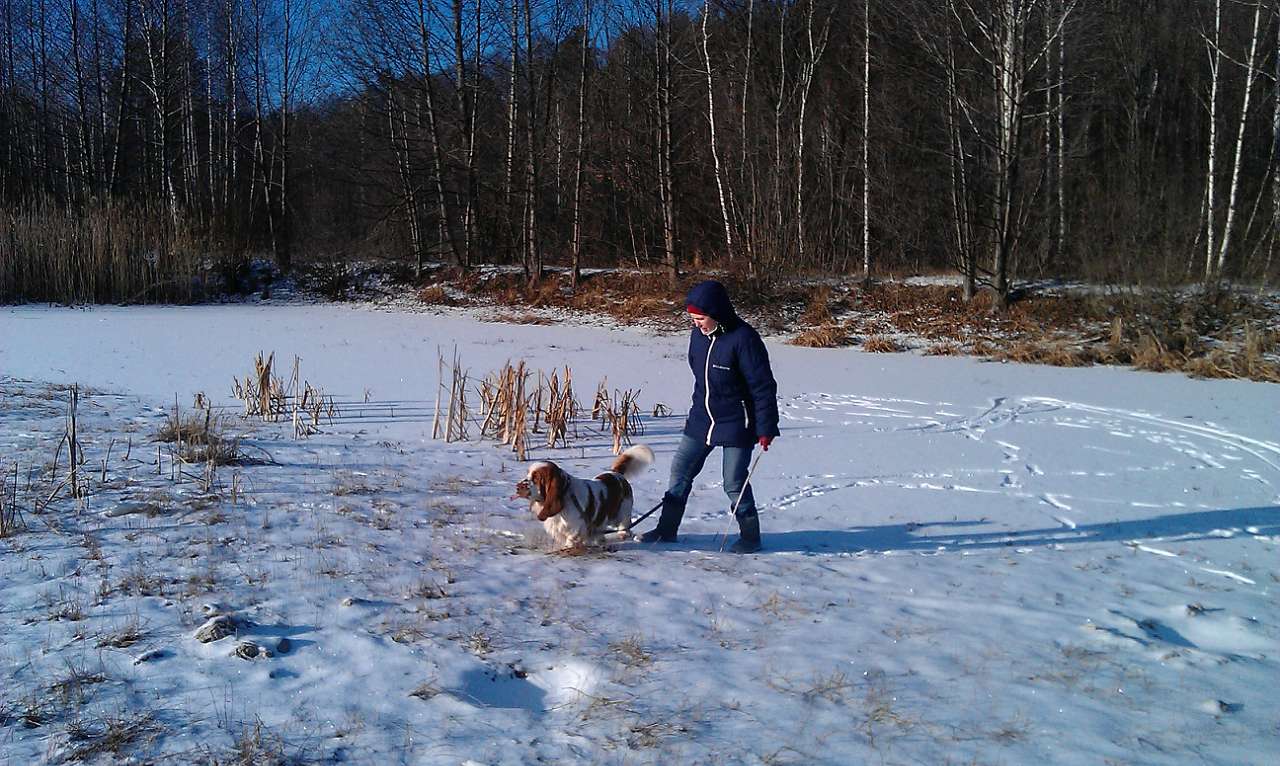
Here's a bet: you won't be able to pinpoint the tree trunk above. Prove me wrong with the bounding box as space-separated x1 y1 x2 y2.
522 0 541 284
69 0 92 203
1204 0 1221 279
389 94 425 276
772 3 787 272
452 0 474 270
416 0 463 270
795 0 830 268
251 0 275 254
862 0 871 282
1268 0 1280 282
1215 0 1263 275
505 0 519 266
739 0 755 269
108 0 132 196
1056 0 1066 273
570 0 591 290
276 0 294 271
655 0 677 287
141 0 179 223
701 1 733 261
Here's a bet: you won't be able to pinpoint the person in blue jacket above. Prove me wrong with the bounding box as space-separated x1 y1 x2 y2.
640 279 780 553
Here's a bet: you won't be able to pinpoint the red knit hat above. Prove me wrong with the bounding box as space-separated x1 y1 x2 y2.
686 303 708 316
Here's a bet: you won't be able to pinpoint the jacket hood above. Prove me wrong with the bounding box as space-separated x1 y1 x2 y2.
685 280 739 326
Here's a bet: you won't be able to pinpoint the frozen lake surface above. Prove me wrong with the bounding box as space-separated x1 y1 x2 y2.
2 303 1277 764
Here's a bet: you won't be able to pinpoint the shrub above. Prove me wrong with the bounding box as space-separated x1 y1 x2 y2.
790 325 852 348
862 335 905 353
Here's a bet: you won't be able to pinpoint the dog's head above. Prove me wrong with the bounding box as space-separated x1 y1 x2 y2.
517 461 567 521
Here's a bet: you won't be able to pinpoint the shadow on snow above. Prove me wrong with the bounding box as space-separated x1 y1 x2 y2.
667 506 1280 555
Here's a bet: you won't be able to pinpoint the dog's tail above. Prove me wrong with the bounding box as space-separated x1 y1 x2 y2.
610 444 654 478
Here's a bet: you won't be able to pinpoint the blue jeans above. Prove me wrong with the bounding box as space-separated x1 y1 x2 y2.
661 435 757 533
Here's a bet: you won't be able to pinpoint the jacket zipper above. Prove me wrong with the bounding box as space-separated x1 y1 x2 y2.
703 334 717 445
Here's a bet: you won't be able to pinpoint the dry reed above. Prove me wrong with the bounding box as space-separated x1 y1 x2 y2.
604 389 644 454
0 199 217 304
923 342 963 356
232 352 336 437
789 325 852 348
442 355 649 457
798 286 835 326
0 462 24 537
996 341 1094 367
862 336 905 353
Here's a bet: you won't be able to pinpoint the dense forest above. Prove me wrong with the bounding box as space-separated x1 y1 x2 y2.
1 0 1279 304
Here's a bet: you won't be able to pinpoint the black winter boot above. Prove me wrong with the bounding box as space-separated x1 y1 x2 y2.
729 511 762 554
639 493 685 543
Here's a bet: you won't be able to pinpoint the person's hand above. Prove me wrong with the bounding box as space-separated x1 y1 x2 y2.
758 435 774 451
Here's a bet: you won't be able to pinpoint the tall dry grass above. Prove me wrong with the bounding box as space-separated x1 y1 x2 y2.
0 199 217 304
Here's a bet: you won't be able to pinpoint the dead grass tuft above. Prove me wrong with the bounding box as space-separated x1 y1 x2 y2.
997 341 1094 367
64 711 158 762
405 578 448 600
862 335 905 353
418 285 459 305
798 286 835 326
789 324 852 348
804 670 854 704
226 718 288 764
492 312 553 325
0 462 23 538
156 409 243 466
1185 347 1280 382
48 664 107 706
1130 333 1186 373
969 340 998 357
626 715 693 749
923 342 963 356
154 411 213 444
96 616 145 649
609 635 653 668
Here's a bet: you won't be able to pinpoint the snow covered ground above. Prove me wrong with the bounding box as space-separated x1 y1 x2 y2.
2 302 1278 765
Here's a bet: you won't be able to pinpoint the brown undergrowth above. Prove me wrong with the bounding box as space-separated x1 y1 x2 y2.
412 268 1279 382
419 268 690 328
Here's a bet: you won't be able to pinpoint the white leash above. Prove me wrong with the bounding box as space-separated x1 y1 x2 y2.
717 450 765 552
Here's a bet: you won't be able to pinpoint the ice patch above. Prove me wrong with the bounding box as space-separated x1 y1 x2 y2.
1200 567 1255 585
1129 543 1178 558
1040 493 1072 510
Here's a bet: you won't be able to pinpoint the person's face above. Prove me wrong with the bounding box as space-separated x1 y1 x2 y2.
689 311 718 333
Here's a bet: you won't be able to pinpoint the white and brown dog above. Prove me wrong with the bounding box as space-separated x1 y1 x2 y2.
514 445 654 549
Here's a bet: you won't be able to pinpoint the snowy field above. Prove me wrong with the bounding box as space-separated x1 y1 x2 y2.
2 302 1278 765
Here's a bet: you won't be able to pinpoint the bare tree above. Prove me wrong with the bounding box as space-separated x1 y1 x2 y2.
700 0 732 261
654 0 677 286
452 0 476 268
861 0 870 281
521 0 541 283
794 0 830 265
570 0 591 289
1212 0 1264 276
1202 0 1222 278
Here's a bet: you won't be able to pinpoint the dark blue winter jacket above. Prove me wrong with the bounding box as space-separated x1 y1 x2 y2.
683 280 781 448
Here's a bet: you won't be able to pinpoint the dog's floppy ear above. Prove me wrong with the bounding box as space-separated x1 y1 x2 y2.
532 464 566 521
